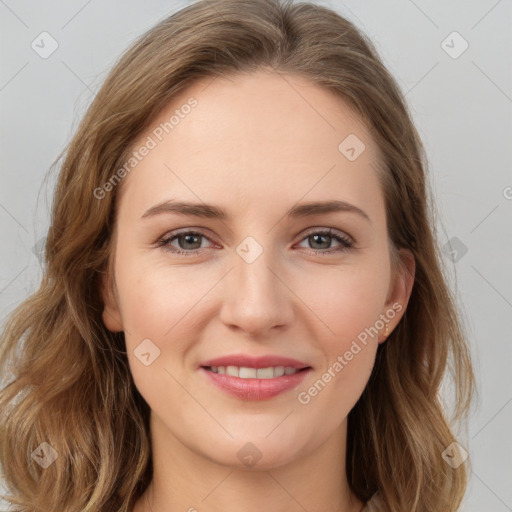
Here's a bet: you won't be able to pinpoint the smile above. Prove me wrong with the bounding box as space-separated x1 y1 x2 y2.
206 365 303 378
200 366 312 400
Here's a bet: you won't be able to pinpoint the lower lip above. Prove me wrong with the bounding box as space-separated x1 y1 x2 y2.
200 367 312 400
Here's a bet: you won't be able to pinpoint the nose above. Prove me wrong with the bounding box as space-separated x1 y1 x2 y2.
219 242 294 337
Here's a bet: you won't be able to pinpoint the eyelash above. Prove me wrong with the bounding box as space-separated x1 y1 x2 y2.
156 228 354 256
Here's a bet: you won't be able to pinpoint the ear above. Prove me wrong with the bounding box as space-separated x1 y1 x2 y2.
100 271 124 333
379 248 415 343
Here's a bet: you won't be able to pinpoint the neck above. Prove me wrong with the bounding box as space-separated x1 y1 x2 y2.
133 412 364 512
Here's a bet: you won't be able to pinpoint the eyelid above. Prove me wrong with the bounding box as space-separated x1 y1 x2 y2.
155 228 219 252
156 226 355 255
298 226 353 244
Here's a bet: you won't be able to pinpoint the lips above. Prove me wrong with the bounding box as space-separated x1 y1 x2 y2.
199 366 312 400
199 354 311 370
198 354 313 400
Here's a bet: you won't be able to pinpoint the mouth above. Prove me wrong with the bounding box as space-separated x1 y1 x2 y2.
199 354 312 373
199 365 313 400
201 365 311 379
198 354 313 400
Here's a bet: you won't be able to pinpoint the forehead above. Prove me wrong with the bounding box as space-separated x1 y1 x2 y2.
117 69 385 223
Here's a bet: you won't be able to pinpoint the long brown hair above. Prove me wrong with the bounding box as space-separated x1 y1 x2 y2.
0 0 475 510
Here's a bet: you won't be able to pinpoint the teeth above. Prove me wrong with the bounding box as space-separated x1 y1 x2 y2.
209 365 300 378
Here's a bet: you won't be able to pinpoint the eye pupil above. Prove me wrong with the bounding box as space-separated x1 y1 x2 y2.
310 234 330 249
180 234 201 249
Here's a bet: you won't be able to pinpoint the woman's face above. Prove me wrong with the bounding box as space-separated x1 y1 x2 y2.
102 69 414 469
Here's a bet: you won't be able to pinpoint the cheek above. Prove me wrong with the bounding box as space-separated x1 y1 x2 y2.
293 271 386 414
304 262 389 339
115 231 390 368
115 250 205 336
114 261 206 408
116 250 390 345
299 262 389 396
112 249 206 381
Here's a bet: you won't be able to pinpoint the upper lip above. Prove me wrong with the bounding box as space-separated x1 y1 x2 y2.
199 354 312 370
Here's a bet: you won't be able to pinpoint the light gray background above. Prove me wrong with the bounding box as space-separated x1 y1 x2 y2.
1 1 511 511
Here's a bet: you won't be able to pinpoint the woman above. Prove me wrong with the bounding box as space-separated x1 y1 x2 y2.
0 0 475 510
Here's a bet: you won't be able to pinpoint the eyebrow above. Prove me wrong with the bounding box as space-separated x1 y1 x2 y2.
141 199 371 223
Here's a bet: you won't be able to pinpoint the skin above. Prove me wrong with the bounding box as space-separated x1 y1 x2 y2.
101 68 415 512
